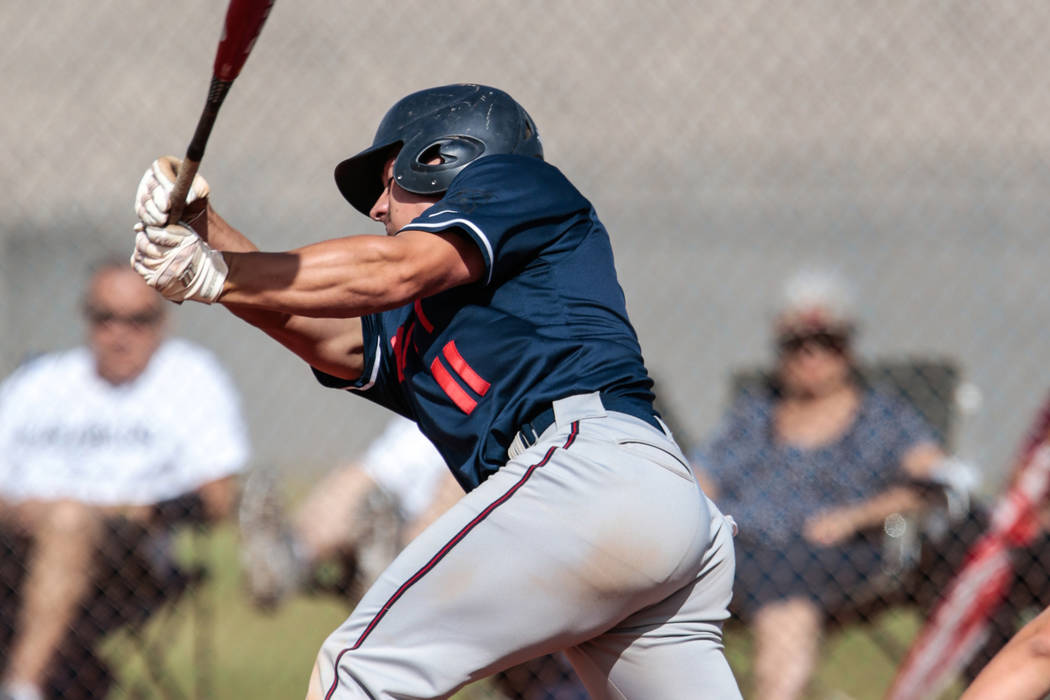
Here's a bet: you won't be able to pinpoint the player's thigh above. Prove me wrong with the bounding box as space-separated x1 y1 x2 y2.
315 432 712 697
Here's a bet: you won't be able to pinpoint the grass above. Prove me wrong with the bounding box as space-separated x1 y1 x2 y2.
98 524 505 699
723 609 966 700
97 525 967 699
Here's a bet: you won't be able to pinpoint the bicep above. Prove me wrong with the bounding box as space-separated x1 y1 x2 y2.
394 229 485 297
287 315 366 381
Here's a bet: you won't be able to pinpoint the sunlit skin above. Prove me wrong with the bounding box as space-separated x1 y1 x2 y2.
84 267 167 385
369 157 444 236
189 153 483 384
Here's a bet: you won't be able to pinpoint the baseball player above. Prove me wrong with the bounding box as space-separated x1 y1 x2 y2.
131 84 740 699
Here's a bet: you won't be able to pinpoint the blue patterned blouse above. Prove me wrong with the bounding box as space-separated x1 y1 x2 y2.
693 387 937 546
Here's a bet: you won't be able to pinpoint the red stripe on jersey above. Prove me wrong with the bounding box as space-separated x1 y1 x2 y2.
442 341 490 396
404 322 416 354
323 421 581 699
430 357 478 414
414 299 435 333
392 326 405 382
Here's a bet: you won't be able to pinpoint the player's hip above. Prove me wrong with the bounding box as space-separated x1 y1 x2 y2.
498 394 721 583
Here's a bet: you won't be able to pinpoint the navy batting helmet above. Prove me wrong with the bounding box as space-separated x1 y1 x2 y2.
334 84 543 215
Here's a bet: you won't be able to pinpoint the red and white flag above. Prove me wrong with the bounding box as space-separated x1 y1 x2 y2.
886 397 1050 700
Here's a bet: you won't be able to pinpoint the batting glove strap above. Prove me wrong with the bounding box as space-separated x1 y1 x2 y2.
135 156 210 227
132 222 227 304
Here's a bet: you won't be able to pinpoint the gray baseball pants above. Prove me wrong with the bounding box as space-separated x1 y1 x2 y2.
313 392 742 699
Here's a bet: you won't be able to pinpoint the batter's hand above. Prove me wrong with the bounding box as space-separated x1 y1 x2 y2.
132 222 228 304
135 156 210 228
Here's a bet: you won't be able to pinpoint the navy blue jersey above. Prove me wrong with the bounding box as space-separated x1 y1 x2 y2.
314 155 654 490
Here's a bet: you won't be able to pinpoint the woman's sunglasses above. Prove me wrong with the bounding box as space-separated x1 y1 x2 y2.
777 331 848 356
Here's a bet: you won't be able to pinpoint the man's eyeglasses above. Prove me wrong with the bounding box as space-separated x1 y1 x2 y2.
777 331 848 356
85 307 163 330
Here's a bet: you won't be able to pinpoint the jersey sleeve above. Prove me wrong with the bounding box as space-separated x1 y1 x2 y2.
399 155 590 287
310 313 413 418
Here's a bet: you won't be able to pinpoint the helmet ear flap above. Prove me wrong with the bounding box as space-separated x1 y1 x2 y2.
422 137 486 168
398 136 486 193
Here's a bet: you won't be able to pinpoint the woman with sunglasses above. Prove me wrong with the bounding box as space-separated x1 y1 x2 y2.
692 270 967 700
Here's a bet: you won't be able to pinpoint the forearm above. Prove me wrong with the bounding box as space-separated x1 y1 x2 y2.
204 205 261 253
206 207 299 326
216 228 483 319
218 238 417 318
208 204 414 318
203 206 300 330
842 486 925 531
806 485 927 545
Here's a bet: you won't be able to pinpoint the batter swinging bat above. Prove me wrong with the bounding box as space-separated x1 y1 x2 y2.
168 0 276 223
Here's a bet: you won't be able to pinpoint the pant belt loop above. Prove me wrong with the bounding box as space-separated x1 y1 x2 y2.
508 432 530 460
551 392 607 429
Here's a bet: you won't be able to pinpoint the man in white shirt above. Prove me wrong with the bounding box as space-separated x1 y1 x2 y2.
0 259 250 700
240 415 462 609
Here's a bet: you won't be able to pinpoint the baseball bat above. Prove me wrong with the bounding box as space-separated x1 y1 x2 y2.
168 0 276 223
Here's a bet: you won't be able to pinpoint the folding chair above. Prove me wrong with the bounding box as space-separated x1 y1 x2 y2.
99 521 216 700
0 519 214 700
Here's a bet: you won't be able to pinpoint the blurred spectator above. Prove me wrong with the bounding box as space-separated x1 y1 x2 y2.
239 415 461 608
691 269 974 700
0 259 250 700
239 415 587 700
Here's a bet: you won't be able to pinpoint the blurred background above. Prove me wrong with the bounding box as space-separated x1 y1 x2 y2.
2 1 1050 698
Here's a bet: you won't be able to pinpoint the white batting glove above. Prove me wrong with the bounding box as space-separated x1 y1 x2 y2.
135 156 210 227
131 222 228 304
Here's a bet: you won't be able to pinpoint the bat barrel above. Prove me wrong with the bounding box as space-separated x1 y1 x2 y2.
215 0 275 81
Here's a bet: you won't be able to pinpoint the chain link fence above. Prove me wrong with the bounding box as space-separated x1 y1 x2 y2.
3 1 1050 697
